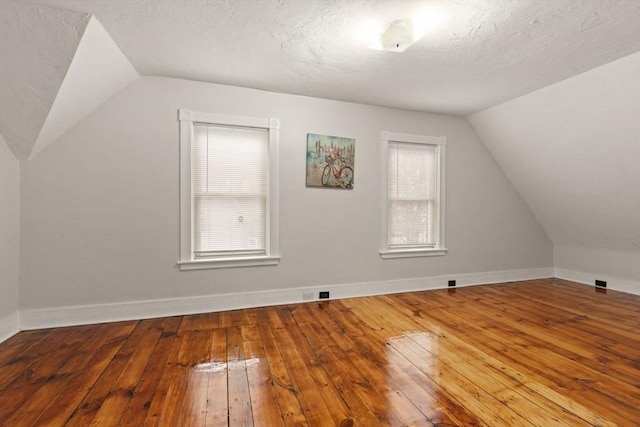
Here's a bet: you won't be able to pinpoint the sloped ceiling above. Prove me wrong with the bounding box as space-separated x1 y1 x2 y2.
0 0 90 159
0 1 138 160
30 16 138 159
468 52 640 252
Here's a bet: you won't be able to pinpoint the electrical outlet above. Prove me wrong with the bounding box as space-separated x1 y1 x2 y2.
303 293 314 301
448 280 456 287
595 280 607 288
319 291 330 299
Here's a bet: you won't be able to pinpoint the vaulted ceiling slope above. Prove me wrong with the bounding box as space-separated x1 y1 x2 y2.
0 1 138 160
0 1 89 159
30 16 139 159
468 52 640 252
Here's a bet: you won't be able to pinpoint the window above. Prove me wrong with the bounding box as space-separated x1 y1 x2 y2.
380 131 446 258
178 109 280 270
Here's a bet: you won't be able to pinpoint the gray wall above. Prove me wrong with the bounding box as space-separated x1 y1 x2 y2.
20 77 552 311
0 133 20 340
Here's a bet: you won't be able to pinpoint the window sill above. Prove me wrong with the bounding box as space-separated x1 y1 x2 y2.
379 248 448 259
178 255 280 270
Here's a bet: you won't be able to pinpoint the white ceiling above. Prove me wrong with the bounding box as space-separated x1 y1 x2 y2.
2 0 639 159
30 16 138 159
21 0 640 116
0 0 90 159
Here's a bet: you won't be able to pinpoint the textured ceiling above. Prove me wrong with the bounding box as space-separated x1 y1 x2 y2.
2 0 639 160
0 0 90 159
22 0 640 116
30 16 138 159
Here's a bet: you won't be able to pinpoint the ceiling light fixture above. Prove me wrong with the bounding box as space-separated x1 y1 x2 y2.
371 19 416 52
366 8 440 53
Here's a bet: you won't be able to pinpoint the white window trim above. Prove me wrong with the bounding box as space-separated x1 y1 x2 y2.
178 109 280 270
379 131 447 259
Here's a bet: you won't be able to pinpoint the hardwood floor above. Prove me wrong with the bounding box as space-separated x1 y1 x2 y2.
0 278 638 426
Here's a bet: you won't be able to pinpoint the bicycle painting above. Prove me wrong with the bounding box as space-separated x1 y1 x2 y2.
306 133 355 189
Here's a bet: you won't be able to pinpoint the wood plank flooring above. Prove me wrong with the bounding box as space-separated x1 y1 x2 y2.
0 278 638 426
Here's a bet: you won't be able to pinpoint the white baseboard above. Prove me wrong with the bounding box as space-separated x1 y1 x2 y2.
0 311 20 344
554 267 640 296
19 267 553 331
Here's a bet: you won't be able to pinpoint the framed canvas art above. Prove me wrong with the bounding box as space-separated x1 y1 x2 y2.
306 133 355 189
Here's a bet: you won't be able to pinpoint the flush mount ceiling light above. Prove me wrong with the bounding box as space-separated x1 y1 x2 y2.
365 8 441 53
370 19 417 52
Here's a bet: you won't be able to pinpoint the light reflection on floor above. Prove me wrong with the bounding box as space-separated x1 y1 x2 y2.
193 357 260 372
180 357 262 423
385 330 444 424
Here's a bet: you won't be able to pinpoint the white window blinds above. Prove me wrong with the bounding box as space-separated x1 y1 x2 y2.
192 124 268 257
387 142 437 248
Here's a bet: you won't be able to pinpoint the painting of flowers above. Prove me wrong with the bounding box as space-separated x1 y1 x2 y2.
306 133 355 189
